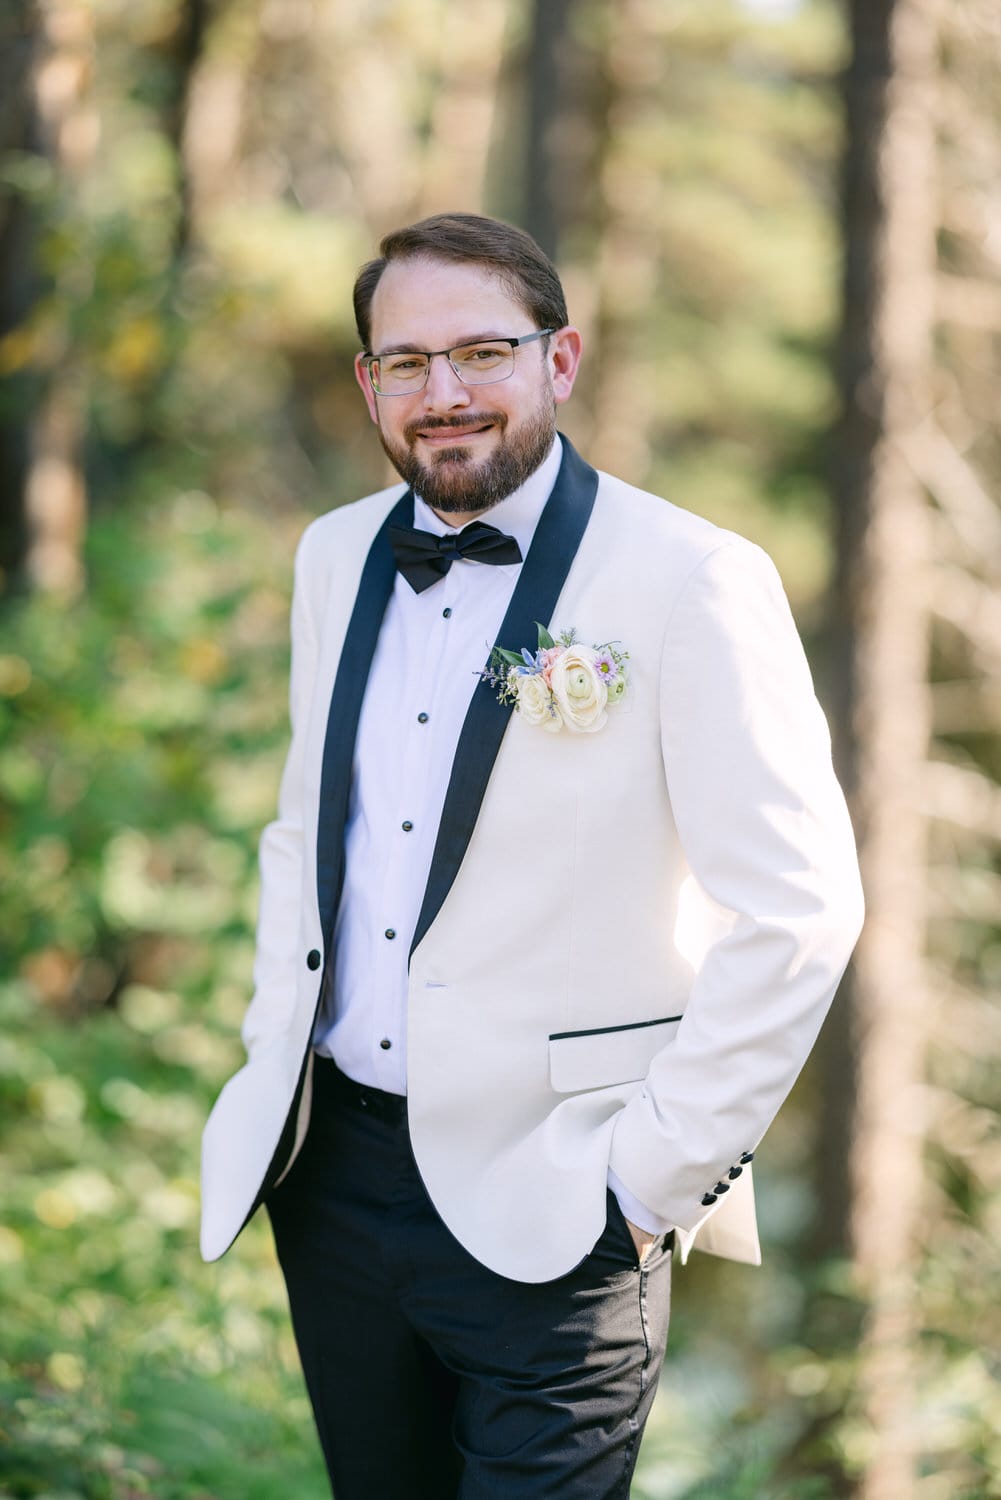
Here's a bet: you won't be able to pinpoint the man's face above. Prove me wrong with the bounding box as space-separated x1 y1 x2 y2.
354 257 582 519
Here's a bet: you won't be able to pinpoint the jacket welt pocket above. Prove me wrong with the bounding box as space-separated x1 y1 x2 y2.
548 1015 682 1094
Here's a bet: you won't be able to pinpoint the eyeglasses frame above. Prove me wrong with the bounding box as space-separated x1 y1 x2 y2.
359 328 556 395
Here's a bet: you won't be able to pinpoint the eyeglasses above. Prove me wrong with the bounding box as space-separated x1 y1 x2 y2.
359 329 554 396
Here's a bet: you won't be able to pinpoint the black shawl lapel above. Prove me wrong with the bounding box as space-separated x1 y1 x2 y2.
410 436 599 956
250 489 412 1217
315 489 413 956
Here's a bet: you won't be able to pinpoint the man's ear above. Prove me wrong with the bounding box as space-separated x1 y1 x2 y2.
354 353 380 424
548 326 583 406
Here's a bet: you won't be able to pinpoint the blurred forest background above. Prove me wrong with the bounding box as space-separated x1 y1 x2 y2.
1 0 999 1496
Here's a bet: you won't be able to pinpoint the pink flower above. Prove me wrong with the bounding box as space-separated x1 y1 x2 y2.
539 645 563 686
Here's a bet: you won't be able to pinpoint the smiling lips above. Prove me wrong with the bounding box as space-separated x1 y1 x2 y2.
404 415 503 447
419 426 492 447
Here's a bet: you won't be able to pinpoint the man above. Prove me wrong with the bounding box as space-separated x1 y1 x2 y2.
201 212 864 1497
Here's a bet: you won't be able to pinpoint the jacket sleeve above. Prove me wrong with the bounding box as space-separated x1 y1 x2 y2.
608 537 864 1233
239 525 321 1058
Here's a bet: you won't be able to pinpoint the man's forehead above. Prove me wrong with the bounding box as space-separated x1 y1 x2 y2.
368 256 528 348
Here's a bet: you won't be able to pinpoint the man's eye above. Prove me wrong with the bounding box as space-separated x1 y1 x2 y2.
456 345 505 365
385 357 427 375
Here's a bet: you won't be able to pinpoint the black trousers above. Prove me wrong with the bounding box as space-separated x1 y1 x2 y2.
266 1056 673 1499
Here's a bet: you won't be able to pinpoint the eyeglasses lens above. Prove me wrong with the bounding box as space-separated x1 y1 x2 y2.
372 342 515 394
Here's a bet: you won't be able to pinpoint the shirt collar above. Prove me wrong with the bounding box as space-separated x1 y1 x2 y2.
412 436 562 562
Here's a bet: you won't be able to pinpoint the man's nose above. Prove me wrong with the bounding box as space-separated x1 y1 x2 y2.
422 353 472 411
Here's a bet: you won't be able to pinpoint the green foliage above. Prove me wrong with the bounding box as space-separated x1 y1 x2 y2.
0 496 294 972
0 498 330 1496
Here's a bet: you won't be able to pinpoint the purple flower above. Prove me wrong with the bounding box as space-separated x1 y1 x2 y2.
593 650 619 682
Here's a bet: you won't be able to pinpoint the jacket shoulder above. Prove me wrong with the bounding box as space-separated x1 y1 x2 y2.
299 482 408 557
591 470 769 594
291 482 407 600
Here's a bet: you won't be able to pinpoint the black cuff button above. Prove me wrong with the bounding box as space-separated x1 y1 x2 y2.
306 949 321 970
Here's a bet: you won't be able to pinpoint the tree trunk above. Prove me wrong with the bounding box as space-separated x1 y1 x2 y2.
587 0 661 484
161 0 212 260
24 369 87 595
523 0 574 260
829 1 940 1493
21 0 99 597
0 0 43 585
179 0 255 240
416 0 509 222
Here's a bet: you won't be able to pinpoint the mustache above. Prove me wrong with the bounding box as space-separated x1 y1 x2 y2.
403 412 507 442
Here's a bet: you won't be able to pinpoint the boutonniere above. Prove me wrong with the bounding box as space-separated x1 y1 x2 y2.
482 624 629 735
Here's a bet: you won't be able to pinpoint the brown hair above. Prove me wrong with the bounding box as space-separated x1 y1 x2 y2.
353 212 568 350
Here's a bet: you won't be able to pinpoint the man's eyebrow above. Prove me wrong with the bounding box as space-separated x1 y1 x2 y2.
375 332 514 355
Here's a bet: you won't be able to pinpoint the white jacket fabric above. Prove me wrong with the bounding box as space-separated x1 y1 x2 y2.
200 438 864 1282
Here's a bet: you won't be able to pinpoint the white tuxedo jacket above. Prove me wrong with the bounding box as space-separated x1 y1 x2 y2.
200 438 863 1282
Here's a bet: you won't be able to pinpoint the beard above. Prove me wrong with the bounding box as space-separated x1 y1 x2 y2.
376 399 557 515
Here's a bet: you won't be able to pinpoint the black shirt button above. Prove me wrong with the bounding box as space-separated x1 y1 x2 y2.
713 1181 730 1194
701 1192 718 1206
739 1151 755 1165
384 928 396 940
306 949 321 970
402 820 413 832
442 607 452 619
379 1038 392 1051
417 712 429 723
728 1165 743 1180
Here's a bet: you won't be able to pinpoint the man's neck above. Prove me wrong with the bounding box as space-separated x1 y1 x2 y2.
431 503 496 529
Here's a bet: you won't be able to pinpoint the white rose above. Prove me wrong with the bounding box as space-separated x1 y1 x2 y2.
548 648 608 733
513 670 563 731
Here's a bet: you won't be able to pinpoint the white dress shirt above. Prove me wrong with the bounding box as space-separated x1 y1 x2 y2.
313 436 668 1236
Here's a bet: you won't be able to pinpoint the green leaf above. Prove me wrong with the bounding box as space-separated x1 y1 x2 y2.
494 647 524 667
535 623 555 650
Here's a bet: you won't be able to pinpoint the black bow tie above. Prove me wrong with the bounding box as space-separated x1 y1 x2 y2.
388 520 523 594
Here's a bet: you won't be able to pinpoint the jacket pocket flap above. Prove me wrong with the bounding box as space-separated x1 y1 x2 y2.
548 1015 681 1094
